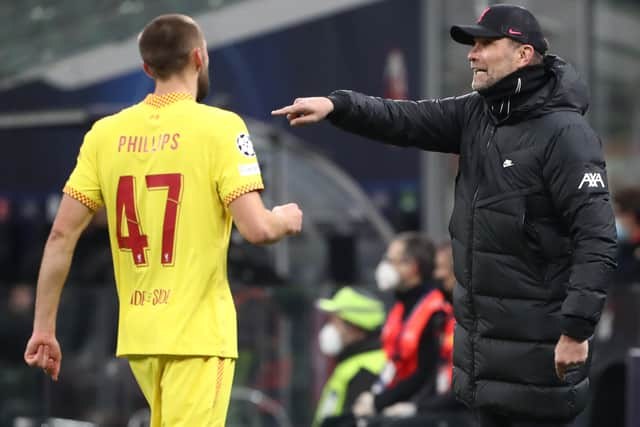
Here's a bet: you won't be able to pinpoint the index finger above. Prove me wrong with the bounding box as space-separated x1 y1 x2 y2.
271 105 296 116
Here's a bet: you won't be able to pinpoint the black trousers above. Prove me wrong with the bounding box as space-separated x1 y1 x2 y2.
475 411 574 427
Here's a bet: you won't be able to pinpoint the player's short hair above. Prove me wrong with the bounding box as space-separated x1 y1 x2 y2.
138 14 203 80
395 232 436 279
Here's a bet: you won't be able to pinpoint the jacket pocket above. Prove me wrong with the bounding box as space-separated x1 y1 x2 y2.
474 187 543 252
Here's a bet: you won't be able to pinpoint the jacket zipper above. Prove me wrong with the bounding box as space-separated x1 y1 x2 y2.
466 125 496 402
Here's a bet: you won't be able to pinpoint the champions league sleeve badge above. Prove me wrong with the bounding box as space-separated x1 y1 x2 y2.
235 133 256 157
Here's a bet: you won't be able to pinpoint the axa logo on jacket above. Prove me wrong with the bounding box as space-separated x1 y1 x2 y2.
578 172 605 189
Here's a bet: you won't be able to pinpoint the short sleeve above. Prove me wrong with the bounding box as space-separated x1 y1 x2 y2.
216 114 264 206
63 127 104 211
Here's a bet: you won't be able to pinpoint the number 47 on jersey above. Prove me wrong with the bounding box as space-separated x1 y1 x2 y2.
116 173 182 267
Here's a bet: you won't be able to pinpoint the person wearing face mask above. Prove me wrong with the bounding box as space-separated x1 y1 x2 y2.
313 287 386 427
272 4 618 425
351 232 456 422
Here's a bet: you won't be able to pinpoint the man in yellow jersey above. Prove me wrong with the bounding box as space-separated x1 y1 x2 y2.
23 14 302 427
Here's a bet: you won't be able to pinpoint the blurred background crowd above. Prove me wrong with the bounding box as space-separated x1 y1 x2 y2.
1 0 639 426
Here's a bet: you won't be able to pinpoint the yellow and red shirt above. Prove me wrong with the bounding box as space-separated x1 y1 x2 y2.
64 92 263 357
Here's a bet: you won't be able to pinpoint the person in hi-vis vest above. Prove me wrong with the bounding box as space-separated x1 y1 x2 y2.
313 287 386 427
352 232 456 420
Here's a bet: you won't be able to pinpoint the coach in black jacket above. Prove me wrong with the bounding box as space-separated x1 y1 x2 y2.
273 4 616 426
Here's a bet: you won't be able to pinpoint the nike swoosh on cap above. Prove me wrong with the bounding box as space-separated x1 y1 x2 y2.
508 28 523 35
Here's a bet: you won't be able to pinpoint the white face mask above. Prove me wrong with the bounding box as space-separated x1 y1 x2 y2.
375 260 401 291
318 323 343 356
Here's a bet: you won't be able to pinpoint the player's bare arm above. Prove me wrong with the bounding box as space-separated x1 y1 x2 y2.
229 191 302 244
271 97 334 126
24 195 94 381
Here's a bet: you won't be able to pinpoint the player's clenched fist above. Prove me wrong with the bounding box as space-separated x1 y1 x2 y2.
271 97 334 126
272 203 303 234
24 333 62 381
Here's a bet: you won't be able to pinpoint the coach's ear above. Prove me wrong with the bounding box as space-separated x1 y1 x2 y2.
142 63 154 79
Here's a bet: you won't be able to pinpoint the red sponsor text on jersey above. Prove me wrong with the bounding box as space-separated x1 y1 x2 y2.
118 133 180 153
130 288 171 306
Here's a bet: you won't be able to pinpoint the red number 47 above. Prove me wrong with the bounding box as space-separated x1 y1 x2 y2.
116 173 182 267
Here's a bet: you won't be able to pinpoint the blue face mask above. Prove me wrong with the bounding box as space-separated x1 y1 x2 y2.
616 218 629 242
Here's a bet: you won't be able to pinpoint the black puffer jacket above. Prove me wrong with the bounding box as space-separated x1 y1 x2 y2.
327 56 617 421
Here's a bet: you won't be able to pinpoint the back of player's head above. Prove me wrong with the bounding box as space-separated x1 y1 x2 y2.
138 14 204 80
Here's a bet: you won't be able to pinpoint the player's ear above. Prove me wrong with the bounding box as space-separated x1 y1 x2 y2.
193 47 205 71
142 63 154 79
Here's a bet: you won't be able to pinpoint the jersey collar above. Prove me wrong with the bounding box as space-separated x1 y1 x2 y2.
143 92 194 108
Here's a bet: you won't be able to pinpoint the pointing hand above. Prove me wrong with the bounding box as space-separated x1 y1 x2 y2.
271 97 334 126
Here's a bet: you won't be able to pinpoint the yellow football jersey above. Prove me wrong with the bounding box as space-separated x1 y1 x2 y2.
64 92 264 358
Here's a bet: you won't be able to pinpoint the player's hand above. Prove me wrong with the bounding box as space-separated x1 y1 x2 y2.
554 334 588 381
24 332 62 381
272 203 303 235
271 97 334 126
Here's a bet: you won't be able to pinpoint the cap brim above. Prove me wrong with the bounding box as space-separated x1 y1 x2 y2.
316 298 338 312
450 25 503 45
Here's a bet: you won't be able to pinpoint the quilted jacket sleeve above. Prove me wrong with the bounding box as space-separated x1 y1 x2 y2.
327 90 472 154
542 122 617 341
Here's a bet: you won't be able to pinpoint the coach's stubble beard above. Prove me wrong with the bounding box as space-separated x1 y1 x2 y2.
196 68 210 102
